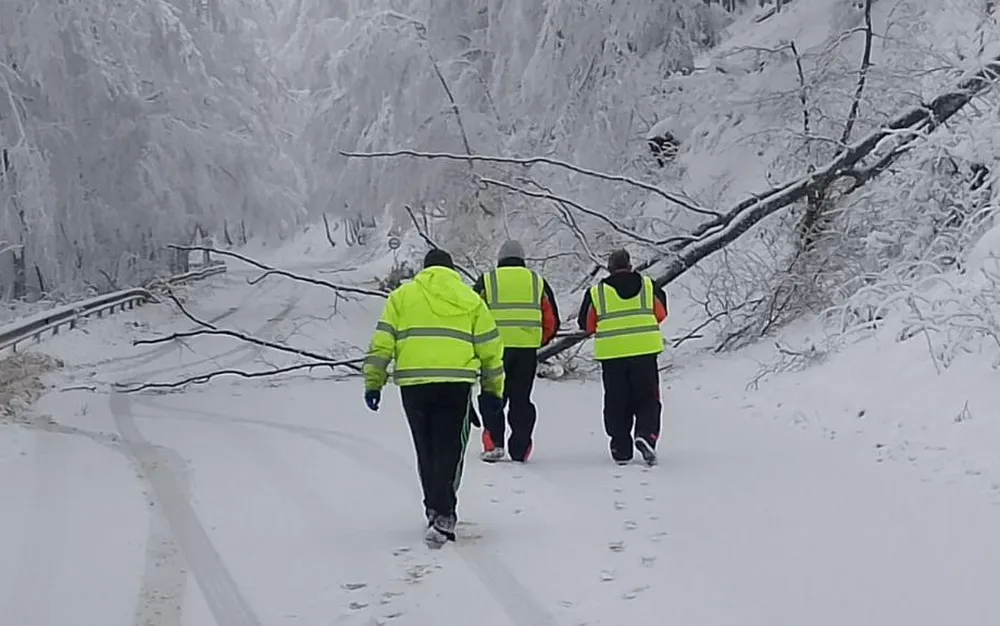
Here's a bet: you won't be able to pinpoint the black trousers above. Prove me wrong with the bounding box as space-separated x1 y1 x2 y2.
400 382 472 517
600 353 661 462
482 347 537 461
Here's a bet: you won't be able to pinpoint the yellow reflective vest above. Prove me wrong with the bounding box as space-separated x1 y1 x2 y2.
363 266 505 397
482 266 544 349
590 276 664 360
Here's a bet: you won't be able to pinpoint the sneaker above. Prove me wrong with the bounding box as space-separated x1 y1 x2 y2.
433 513 457 542
634 437 658 466
424 524 448 548
480 447 506 462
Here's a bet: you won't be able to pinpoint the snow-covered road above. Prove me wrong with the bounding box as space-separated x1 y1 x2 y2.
3 256 1000 626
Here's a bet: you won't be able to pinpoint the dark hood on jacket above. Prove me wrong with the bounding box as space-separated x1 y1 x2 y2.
600 270 644 299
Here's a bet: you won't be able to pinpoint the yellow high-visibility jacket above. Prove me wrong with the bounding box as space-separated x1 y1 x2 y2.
482 266 543 348
363 265 505 397
590 276 664 360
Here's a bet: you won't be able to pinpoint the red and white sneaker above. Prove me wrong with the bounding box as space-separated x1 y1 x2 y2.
480 431 506 462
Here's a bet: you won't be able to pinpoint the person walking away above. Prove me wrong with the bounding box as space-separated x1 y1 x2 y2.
577 249 667 466
363 248 505 546
472 240 559 463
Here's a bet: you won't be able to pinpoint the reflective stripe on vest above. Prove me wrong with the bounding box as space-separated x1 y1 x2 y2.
590 276 664 360
483 267 543 349
381 321 502 384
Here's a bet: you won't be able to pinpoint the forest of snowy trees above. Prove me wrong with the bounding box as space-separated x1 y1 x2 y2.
2 0 998 361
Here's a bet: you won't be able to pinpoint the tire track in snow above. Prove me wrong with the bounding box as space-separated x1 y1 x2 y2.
128 397 561 626
109 390 263 626
110 290 300 625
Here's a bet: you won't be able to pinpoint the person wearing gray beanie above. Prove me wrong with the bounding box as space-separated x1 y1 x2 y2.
575 248 669 467
471 239 561 463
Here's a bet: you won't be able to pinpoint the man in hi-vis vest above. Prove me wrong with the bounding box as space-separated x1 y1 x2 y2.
473 240 560 463
363 248 505 547
577 249 668 466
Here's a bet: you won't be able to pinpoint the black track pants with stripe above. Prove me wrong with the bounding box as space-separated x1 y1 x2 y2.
400 382 472 517
600 353 661 462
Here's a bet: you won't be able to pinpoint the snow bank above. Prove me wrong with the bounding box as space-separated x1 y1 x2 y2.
0 353 64 422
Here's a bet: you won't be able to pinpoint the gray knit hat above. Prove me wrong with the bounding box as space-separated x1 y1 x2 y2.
608 249 631 272
498 239 525 261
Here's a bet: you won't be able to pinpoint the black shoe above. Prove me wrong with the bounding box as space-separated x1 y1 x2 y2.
425 507 438 527
634 438 658 466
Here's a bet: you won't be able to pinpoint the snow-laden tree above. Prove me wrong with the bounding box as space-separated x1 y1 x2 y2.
283 0 727 286
0 0 303 300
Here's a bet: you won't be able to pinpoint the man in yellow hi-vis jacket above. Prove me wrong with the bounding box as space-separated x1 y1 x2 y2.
577 249 668 467
472 240 560 463
363 248 505 546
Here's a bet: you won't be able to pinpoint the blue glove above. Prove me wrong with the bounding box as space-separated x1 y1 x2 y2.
364 389 381 412
478 393 503 420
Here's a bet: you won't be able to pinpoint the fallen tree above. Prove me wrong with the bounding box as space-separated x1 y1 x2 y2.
536 54 1000 361
341 55 1000 362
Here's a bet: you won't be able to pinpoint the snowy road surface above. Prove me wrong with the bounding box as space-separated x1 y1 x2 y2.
3 265 1000 626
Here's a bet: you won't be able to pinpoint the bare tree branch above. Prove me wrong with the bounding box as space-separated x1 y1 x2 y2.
339 148 718 217
478 176 689 248
114 360 362 393
840 0 874 145
156 289 364 369
429 55 474 165
167 244 387 298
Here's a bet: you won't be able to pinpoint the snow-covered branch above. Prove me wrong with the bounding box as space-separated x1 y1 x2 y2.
167 245 387 298
339 149 717 217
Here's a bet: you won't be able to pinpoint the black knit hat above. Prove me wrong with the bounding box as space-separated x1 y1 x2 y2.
423 248 455 269
608 249 631 272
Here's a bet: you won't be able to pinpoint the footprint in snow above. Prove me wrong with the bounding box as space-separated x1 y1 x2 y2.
600 569 616 582
348 601 368 610
608 540 625 553
622 585 650 600
380 591 402 605
623 520 638 531
640 555 657 568
613 501 626 511
342 582 367 591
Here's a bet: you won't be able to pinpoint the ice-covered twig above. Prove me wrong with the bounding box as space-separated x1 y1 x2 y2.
339 148 718 217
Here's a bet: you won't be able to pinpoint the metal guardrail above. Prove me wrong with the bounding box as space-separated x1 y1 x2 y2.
0 262 227 355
